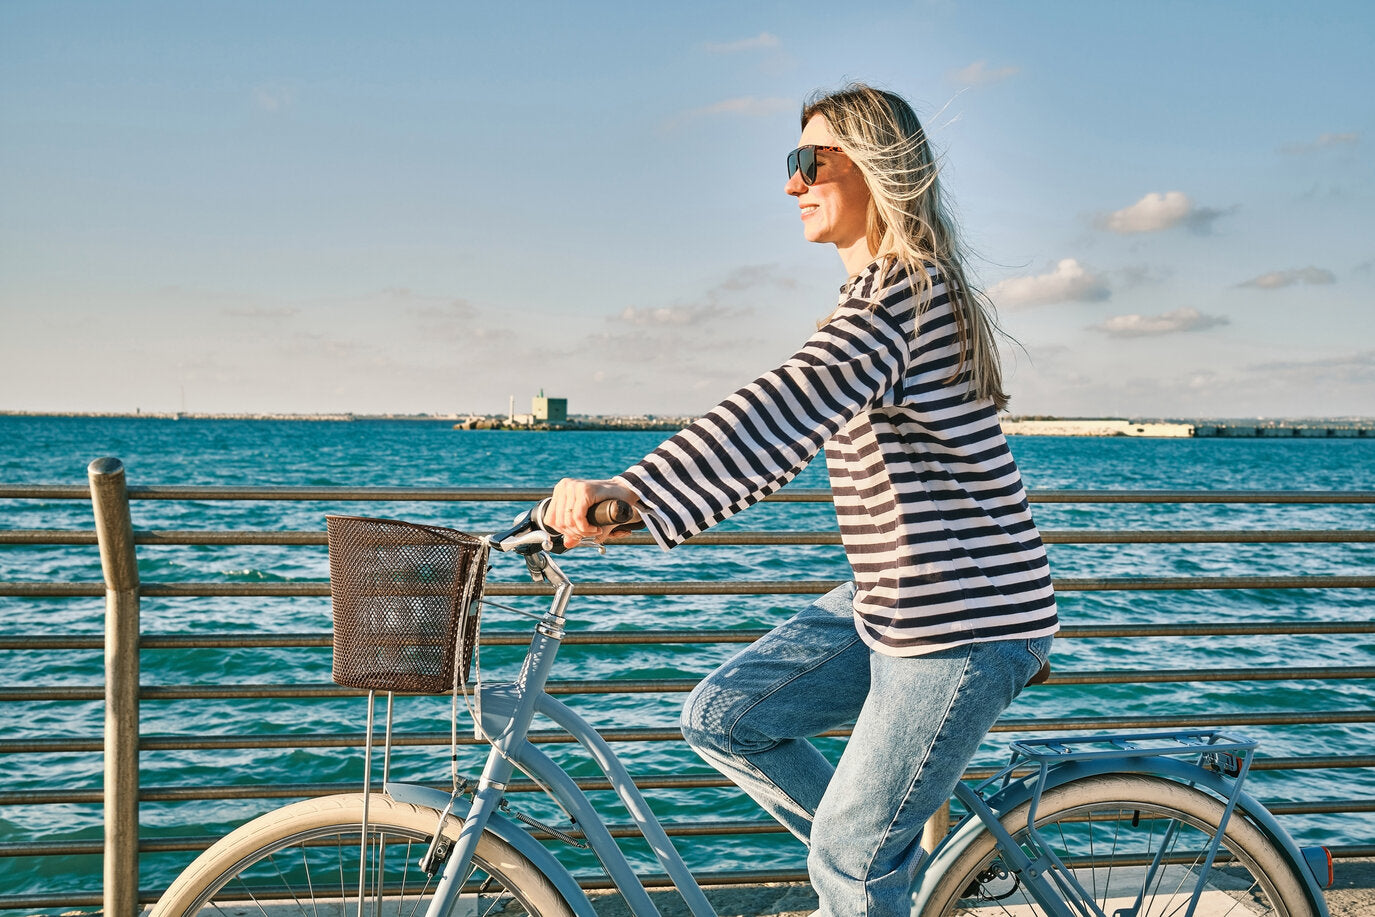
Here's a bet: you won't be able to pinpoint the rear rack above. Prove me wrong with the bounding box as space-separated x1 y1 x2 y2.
1008 729 1256 763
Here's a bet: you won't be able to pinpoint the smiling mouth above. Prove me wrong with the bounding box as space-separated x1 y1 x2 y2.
800 205 819 218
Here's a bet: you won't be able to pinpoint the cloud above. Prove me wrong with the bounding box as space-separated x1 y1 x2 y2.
615 264 791 327
712 263 798 293
704 32 780 54
403 297 478 321
990 259 1110 308
1181 205 1234 235
223 306 300 319
617 303 733 327
689 96 792 118
253 85 295 112
1247 350 1375 381
1090 307 1229 338
1111 264 1171 288
1280 132 1360 154
1096 192 1234 235
949 60 1019 86
1237 266 1337 289
1097 191 1186 233
663 95 793 131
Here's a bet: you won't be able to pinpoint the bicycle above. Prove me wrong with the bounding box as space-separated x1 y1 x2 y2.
150 501 1335 916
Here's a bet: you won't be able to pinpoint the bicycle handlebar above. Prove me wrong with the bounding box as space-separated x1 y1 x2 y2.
491 497 644 555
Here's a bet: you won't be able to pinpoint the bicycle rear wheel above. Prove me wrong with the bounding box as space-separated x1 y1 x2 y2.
926 774 1315 917
150 793 577 916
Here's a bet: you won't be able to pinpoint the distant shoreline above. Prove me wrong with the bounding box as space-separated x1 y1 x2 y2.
3 411 1373 438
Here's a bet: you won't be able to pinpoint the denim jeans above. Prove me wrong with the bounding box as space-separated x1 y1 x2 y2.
680 582 1053 917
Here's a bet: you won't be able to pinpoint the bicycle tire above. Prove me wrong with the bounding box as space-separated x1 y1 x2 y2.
149 792 578 917
925 773 1315 917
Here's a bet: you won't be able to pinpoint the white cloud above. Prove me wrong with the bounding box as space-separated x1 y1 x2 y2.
704 32 781 54
990 259 1110 308
1281 132 1359 154
1098 192 1191 233
1090 307 1229 338
949 60 1019 86
1238 266 1337 289
1095 191 1236 235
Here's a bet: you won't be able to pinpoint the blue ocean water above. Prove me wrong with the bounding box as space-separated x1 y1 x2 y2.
0 415 1372 903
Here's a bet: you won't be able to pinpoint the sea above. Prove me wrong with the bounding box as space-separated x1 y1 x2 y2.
1 414 1372 905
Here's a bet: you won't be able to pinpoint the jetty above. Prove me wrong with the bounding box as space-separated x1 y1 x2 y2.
1002 417 1375 438
453 414 691 432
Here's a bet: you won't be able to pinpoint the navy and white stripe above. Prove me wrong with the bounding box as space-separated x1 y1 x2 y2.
616 259 1058 657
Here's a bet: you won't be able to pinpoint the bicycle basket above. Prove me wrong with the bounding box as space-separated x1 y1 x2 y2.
326 515 488 694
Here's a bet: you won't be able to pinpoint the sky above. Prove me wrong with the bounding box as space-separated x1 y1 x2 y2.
2 1 1372 419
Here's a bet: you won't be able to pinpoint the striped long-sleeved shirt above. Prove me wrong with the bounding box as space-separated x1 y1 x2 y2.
616 259 1058 656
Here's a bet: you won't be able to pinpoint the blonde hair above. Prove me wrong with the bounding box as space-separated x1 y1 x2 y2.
803 83 1008 410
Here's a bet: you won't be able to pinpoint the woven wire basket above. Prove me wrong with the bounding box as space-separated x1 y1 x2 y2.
326 515 488 694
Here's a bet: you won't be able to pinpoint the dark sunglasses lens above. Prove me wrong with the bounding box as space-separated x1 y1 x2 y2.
799 147 817 184
787 149 800 180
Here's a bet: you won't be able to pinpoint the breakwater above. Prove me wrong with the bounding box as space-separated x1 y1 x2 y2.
1002 417 1375 438
454 415 693 432
1193 422 1374 437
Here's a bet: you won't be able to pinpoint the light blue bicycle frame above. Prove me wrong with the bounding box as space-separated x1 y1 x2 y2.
380 527 1330 917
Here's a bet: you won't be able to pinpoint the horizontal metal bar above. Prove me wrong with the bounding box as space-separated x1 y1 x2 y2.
6 619 1375 652
1031 490 1375 504
18 664 1375 703
0 818 799 859
6 526 1375 547
5 484 1374 503
8 848 1370 909
5 572 1375 599
3 755 1369 808
4 665 1372 703
10 797 1375 859
7 709 1375 756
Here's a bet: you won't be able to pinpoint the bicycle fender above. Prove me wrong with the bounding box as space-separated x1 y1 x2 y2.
910 757 1330 917
384 781 597 917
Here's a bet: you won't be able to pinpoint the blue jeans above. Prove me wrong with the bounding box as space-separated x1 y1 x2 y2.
680 583 1052 917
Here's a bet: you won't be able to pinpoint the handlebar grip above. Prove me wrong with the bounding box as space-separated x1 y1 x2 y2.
588 499 636 526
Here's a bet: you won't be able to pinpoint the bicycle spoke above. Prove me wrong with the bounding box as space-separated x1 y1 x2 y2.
302 845 320 917
942 778 1303 917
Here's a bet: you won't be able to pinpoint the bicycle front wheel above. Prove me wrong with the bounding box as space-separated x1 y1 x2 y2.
150 793 577 917
927 773 1315 917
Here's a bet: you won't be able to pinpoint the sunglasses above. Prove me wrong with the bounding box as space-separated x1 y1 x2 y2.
786 145 844 185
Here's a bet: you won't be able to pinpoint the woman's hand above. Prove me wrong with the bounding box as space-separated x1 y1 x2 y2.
545 478 640 548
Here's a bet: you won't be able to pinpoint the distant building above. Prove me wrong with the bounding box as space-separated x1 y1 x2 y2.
532 391 567 423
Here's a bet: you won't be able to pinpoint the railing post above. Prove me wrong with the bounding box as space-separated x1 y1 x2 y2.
89 457 140 916
921 801 950 855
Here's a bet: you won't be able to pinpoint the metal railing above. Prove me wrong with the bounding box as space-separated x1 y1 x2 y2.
0 461 1373 912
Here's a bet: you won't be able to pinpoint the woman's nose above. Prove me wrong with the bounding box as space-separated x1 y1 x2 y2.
785 170 806 196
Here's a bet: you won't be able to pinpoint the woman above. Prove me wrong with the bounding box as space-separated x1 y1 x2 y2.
546 83 1057 917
